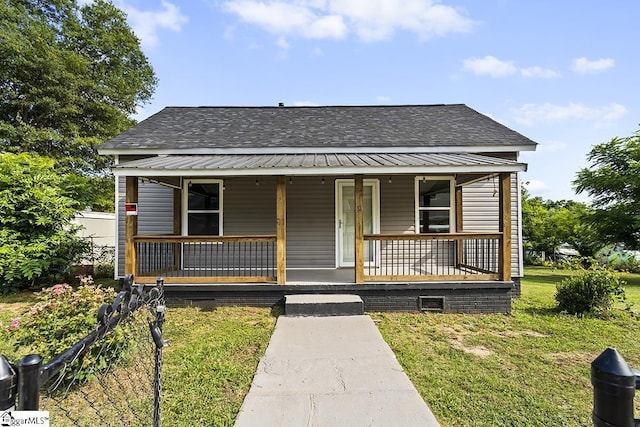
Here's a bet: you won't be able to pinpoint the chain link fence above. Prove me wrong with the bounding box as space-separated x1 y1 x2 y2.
1 275 166 427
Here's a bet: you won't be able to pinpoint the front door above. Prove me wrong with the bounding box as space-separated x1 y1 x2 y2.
336 180 379 267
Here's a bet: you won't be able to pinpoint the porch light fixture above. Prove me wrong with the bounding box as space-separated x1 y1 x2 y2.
388 176 392 184
255 179 260 186
289 177 293 185
321 177 325 184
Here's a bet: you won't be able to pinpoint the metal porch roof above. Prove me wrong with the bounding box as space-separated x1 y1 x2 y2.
113 153 526 177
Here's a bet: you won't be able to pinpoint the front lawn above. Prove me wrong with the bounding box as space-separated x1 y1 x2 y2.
1 266 638 426
373 265 640 426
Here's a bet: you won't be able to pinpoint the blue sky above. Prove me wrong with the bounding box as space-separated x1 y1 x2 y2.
111 0 639 202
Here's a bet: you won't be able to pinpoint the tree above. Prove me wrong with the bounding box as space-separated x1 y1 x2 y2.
0 0 157 210
0 153 89 292
574 129 640 249
521 188 600 258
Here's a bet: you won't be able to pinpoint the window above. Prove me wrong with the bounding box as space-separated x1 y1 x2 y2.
183 179 222 235
415 177 454 233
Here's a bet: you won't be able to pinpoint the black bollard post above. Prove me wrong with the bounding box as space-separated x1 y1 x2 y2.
17 354 42 411
0 355 17 411
591 347 637 427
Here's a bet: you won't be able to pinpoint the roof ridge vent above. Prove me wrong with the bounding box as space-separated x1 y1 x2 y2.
278 102 284 108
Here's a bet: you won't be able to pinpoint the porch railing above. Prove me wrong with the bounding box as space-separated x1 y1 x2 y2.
133 235 277 283
363 232 503 281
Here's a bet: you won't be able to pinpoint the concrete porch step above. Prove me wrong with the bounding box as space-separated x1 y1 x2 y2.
285 294 364 317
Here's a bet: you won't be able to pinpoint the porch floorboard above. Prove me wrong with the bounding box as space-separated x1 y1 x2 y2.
146 266 494 285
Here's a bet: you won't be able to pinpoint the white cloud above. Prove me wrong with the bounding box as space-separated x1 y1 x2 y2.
520 66 560 79
523 179 549 194
223 0 474 42
572 57 615 74
510 102 627 126
119 0 188 48
462 56 517 78
463 56 560 79
225 1 347 39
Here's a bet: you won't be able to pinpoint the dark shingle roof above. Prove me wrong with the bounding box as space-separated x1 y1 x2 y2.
99 104 537 152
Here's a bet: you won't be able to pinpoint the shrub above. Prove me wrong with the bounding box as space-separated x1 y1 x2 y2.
555 268 626 315
553 256 597 271
6 276 129 383
0 153 89 293
94 263 115 279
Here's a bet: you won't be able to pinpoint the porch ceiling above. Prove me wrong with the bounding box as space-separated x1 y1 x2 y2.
113 152 527 177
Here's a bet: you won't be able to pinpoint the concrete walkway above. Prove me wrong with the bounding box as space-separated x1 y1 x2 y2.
234 315 440 427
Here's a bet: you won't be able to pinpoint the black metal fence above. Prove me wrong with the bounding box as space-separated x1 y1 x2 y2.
0 275 166 427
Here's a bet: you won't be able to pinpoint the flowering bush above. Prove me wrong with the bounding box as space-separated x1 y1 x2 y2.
7 277 130 383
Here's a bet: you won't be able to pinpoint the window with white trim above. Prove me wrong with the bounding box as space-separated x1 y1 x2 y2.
183 179 223 235
415 177 454 233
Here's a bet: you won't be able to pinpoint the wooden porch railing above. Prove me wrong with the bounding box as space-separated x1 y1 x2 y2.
132 235 277 283
131 232 506 283
362 232 504 281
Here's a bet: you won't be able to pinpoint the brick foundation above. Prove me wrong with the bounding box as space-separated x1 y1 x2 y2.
164 281 513 314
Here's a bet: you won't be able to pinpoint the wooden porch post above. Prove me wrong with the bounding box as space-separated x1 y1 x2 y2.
125 176 138 277
276 176 287 284
173 188 182 270
455 185 464 265
498 173 512 281
354 174 365 284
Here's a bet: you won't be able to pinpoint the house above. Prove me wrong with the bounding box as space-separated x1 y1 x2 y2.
98 104 537 313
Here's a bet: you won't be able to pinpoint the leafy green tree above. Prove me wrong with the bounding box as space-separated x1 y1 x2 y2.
522 188 600 258
0 0 157 210
0 153 89 292
574 129 640 249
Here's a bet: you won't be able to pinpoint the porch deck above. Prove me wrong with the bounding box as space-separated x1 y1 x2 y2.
142 266 493 285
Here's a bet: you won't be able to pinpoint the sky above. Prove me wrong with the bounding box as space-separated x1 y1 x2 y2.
109 0 639 202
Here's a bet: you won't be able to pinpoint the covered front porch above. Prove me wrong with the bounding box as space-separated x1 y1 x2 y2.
118 156 518 285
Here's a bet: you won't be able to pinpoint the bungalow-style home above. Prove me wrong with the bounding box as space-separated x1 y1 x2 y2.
98 104 537 313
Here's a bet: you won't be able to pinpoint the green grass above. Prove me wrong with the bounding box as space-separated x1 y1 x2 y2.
161 306 277 425
373 265 640 427
2 267 639 426
1 294 277 426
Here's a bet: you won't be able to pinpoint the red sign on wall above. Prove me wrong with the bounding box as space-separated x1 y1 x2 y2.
124 203 138 216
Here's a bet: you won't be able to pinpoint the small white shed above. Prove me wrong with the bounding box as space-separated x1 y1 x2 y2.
73 211 116 264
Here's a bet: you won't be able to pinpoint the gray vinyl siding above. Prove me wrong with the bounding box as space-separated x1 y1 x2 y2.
286 177 336 268
461 174 522 277
224 177 277 235
117 179 174 276
379 175 415 234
